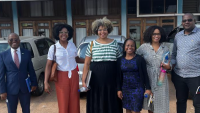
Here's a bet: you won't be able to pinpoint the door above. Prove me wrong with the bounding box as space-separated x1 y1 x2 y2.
128 19 143 49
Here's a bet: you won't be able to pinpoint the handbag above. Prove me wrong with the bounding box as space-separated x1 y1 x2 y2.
49 45 58 82
85 41 93 88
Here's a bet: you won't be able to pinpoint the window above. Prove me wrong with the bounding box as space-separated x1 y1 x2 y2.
30 1 54 17
20 42 34 58
165 0 177 13
183 0 200 13
0 22 13 38
152 0 164 13
20 21 34 36
72 0 120 15
139 0 177 14
18 1 66 17
0 43 10 53
127 0 136 14
35 39 49 56
139 0 151 14
84 0 108 15
0 2 12 17
45 38 55 47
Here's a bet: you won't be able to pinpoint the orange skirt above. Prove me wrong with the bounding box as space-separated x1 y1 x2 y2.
55 68 80 113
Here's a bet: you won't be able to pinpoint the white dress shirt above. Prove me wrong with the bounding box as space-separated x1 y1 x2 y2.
11 47 21 64
47 41 77 78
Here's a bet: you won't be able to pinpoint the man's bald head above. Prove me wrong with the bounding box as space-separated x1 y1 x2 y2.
183 13 195 19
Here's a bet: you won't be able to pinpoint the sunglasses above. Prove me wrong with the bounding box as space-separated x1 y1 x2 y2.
9 39 19 42
152 33 161 36
182 19 193 23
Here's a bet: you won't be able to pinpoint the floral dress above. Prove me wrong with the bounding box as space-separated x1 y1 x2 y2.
136 43 169 113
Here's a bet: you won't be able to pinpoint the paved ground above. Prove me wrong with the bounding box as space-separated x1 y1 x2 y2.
0 74 195 113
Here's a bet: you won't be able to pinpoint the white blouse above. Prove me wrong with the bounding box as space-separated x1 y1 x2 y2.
47 41 77 78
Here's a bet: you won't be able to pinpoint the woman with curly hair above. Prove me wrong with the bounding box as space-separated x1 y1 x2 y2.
136 26 171 113
44 24 84 113
82 17 123 113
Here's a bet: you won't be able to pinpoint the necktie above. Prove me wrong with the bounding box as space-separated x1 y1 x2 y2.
14 50 20 68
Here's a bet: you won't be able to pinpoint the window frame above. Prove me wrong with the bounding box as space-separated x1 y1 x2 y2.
0 21 14 38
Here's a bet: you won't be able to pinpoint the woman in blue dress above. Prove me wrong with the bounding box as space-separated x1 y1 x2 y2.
117 38 151 113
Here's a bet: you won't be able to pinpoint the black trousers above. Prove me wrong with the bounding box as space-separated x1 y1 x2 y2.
171 70 200 113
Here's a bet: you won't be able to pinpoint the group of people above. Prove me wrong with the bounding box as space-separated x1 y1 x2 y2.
0 13 200 113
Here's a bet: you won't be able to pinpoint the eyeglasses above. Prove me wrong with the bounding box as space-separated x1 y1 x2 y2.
152 33 161 36
8 39 19 42
126 45 135 48
182 19 193 23
59 31 69 34
98 29 107 32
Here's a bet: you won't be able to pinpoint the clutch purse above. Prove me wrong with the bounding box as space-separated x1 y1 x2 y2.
49 45 58 82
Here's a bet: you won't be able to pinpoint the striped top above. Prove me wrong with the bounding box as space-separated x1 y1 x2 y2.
85 39 122 62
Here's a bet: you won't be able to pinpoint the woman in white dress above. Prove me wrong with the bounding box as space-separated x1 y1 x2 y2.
136 26 171 113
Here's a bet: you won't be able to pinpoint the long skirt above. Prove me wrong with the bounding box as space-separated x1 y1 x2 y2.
87 61 123 113
55 68 80 113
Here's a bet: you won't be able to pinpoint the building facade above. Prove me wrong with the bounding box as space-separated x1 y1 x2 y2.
0 0 200 47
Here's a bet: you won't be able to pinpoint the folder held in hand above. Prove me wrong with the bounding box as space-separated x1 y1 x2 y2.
26 77 31 93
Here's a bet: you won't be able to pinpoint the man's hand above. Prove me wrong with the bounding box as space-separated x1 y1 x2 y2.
0 93 7 100
31 86 37 92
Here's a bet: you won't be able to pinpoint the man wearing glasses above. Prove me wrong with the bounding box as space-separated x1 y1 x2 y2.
171 13 200 113
0 33 38 113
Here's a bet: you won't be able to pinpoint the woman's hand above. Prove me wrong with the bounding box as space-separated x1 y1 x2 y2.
44 82 51 94
161 61 171 70
144 90 152 96
82 82 87 88
117 91 123 100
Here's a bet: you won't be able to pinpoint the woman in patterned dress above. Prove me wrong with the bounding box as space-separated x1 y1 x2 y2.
136 26 171 113
82 17 123 113
117 38 151 113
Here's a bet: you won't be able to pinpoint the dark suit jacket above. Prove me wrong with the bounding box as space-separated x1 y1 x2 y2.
0 48 38 95
117 54 151 91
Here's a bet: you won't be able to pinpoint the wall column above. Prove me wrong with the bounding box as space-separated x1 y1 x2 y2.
12 1 19 35
121 0 127 37
177 0 183 26
66 0 72 26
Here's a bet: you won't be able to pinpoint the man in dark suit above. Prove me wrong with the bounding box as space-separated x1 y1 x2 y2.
0 33 38 113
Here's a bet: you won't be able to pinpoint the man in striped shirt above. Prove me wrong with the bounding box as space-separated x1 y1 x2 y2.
171 13 200 113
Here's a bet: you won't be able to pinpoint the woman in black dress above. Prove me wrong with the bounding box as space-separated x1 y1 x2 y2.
117 38 151 113
82 17 123 113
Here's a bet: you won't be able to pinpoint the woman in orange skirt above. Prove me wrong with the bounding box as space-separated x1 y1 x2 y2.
44 24 84 113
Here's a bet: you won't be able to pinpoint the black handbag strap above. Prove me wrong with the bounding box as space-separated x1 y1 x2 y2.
53 45 56 61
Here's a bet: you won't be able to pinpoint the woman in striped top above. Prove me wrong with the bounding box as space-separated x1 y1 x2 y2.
82 17 123 113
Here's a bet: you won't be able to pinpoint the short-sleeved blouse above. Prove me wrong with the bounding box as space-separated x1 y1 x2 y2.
47 41 77 78
85 39 122 62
